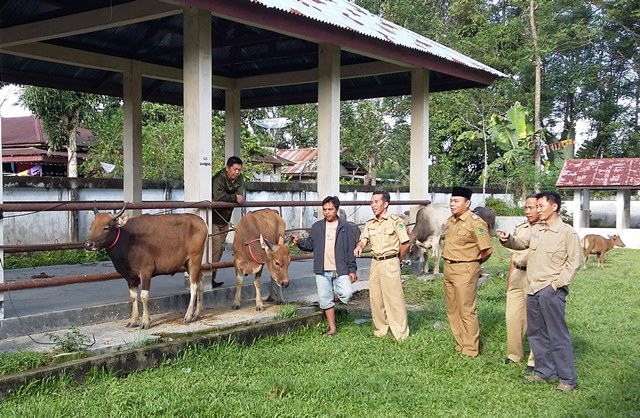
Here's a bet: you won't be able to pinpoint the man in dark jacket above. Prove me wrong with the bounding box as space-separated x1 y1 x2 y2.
293 196 358 336
210 156 245 287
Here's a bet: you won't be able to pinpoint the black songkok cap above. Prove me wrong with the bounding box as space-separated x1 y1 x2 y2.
451 186 472 200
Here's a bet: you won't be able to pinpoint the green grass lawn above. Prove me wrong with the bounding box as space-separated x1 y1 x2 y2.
1 239 639 417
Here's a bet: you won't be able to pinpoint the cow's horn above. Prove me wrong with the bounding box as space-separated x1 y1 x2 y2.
113 203 128 219
92 201 99 215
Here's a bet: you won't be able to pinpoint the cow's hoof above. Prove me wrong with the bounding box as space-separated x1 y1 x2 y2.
274 300 285 306
231 304 240 310
256 306 264 312
126 321 137 328
140 323 150 330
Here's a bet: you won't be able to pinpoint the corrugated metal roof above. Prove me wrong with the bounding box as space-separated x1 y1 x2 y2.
1 0 503 109
556 158 640 189
276 148 318 175
252 0 505 77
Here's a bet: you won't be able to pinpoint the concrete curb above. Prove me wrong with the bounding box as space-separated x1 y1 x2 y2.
0 311 323 399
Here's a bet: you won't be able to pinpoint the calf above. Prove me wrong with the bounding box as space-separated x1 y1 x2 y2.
85 205 207 329
582 234 625 269
231 209 292 311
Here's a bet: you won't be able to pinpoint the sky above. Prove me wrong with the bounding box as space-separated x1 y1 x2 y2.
0 85 31 118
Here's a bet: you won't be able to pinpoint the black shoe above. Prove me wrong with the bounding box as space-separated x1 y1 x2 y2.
525 366 535 373
212 280 224 288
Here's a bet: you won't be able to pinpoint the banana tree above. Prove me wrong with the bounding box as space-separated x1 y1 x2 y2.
458 102 535 200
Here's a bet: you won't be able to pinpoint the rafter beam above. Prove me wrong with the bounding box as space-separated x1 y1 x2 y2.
0 0 183 48
1 42 233 89
236 61 409 89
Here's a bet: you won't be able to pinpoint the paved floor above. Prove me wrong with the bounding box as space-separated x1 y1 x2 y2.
2 251 325 318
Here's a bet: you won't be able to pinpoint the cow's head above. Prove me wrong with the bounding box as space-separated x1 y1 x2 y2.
259 233 291 288
405 231 433 263
609 234 626 248
84 204 128 251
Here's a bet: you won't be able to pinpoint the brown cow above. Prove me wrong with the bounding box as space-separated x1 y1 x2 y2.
85 206 207 329
231 209 291 311
582 234 625 270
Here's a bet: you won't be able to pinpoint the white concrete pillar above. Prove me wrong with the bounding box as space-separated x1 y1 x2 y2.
573 189 582 230
224 88 241 161
123 60 143 215
616 189 630 230
409 68 430 222
224 88 242 240
183 7 213 208
317 43 341 213
582 189 590 228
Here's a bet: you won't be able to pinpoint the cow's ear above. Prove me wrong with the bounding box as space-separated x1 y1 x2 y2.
278 234 285 245
116 215 129 227
260 234 275 252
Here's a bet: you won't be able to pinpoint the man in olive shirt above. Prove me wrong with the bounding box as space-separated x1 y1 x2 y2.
498 191 581 393
354 191 410 341
442 186 493 357
210 156 245 287
504 194 538 370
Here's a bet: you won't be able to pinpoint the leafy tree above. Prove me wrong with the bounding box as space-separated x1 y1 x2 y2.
19 87 106 177
83 103 188 180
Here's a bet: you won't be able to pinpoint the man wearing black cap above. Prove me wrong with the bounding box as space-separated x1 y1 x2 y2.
442 186 493 357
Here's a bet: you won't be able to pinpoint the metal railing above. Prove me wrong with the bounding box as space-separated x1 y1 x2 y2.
0 199 430 315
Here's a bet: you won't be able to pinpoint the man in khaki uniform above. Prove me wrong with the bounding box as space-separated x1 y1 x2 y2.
354 191 410 341
498 191 581 393
442 187 493 357
505 195 538 370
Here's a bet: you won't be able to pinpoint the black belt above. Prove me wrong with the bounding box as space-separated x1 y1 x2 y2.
514 265 527 271
444 259 479 264
373 253 398 261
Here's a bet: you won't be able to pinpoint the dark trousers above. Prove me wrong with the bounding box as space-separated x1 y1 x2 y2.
526 285 577 385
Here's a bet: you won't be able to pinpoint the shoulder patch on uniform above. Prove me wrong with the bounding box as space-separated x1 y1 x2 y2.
471 213 480 220
389 214 405 229
476 226 485 235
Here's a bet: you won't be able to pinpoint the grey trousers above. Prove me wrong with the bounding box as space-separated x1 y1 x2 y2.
526 285 577 385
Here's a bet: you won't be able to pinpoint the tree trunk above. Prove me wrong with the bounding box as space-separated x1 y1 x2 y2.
482 118 488 199
370 155 377 186
66 108 81 178
529 0 542 192
68 185 79 243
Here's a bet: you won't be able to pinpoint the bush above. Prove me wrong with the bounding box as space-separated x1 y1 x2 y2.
5 249 110 269
484 197 521 216
45 326 94 355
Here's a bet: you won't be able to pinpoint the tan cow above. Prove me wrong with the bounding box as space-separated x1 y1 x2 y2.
582 234 626 269
231 209 292 311
85 205 207 329
404 203 451 275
